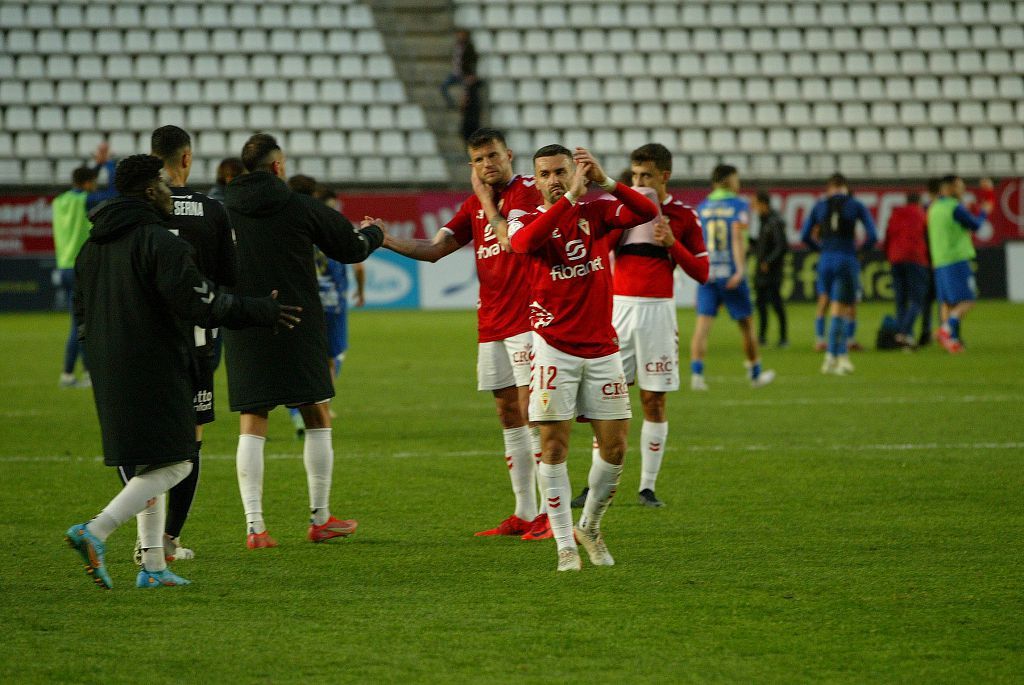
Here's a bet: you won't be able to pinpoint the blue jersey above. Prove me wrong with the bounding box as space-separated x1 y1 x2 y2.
315 249 348 315
696 189 750 280
800 193 877 255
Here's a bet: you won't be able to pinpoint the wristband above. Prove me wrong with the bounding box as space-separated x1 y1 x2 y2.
599 175 617 192
564 191 578 205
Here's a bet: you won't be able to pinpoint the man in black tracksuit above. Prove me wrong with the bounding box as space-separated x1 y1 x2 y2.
223 133 385 549
752 191 789 347
115 126 238 565
65 155 299 590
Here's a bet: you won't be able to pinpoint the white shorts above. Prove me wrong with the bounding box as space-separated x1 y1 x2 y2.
613 296 680 392
477 332 532 391
528 333 632 422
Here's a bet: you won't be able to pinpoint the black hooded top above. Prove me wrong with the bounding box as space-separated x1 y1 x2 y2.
75 196 283 466
222 171 383 411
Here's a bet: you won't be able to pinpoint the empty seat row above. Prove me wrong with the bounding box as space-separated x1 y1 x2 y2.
0 155 450 185
2 126 441 160
2 76 408 105
479 50 1024 80
1 53 395 81
489 97 1024 130
455 1 1022 31
0 3 374 31
471 24 1024 54
0 101 428 132
6 129 439 162
492 121 1024 155
1 28 387 56
489 73 1024 105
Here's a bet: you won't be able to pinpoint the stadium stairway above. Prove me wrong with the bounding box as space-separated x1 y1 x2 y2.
367 0 469 184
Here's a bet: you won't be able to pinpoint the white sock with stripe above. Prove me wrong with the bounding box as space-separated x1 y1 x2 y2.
503 426 537 521
530 427 545 515
578 457 624 533
537 461 575 550
639 420 668 492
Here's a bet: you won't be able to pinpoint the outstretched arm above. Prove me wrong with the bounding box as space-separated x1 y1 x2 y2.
384 228 462 263
151 230 300 331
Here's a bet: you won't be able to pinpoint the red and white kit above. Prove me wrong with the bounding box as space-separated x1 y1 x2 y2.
442 175 542 390
612 193 709 391
508 183 658 421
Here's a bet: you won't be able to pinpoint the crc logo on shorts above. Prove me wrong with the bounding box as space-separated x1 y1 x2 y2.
565 239 587 261
644 356 674 374
512 350 530 364
601 379 629 398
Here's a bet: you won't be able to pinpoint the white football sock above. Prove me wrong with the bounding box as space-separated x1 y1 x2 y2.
578 457 624 533
236 434 267 534
537 461 575 551
89 461 192 541
303 428 333 526
639 420 669 492
503 426 537 521
138 493 167 572
530 427 545 515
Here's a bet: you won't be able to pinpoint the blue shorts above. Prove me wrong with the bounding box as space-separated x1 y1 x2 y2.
325 307 349 359
696 279 753 320
817 253 860 304
934 260 976 305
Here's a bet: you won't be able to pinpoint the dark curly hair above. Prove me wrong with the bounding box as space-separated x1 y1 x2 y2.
114 155 164 195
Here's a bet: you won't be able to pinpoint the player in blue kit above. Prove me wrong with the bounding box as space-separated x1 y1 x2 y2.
689 165 775 390
801 174 877 375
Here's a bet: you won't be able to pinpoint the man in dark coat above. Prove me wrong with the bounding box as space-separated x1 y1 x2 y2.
223 133 385 549
752 191 789 348
65 155 300 590
115 126 238 566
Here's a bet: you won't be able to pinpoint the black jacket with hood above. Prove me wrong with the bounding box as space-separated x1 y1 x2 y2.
222 171 383 411
75 197 283 466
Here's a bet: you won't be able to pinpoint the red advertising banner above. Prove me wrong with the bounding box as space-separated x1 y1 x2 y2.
0 195 55 256
3 179 1021 257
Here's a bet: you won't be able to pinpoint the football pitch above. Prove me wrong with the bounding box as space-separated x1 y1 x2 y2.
1 303 1022 683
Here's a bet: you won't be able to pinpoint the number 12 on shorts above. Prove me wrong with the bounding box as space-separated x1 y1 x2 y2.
535 365 558 390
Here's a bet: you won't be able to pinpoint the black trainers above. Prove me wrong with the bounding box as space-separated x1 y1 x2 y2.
570 487 589 509
638 489 665 508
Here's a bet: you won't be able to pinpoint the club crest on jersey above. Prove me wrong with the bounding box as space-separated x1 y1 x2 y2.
529 301 554 328
577 218 591 235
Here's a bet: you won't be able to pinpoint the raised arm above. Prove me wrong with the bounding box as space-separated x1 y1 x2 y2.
952 204 987 233
656 214 709 284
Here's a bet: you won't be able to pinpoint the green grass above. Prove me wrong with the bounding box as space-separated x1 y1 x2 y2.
1 303 1022 683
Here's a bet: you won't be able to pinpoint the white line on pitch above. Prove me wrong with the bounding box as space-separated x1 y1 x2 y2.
4 442 1022 463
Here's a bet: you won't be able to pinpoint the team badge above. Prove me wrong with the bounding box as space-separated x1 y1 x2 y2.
540 391 551 410
577 218 591 235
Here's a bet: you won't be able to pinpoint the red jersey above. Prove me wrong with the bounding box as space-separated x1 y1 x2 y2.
442 175 542 342
508 183 658 358
883 204 929 267
613 193 709 298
